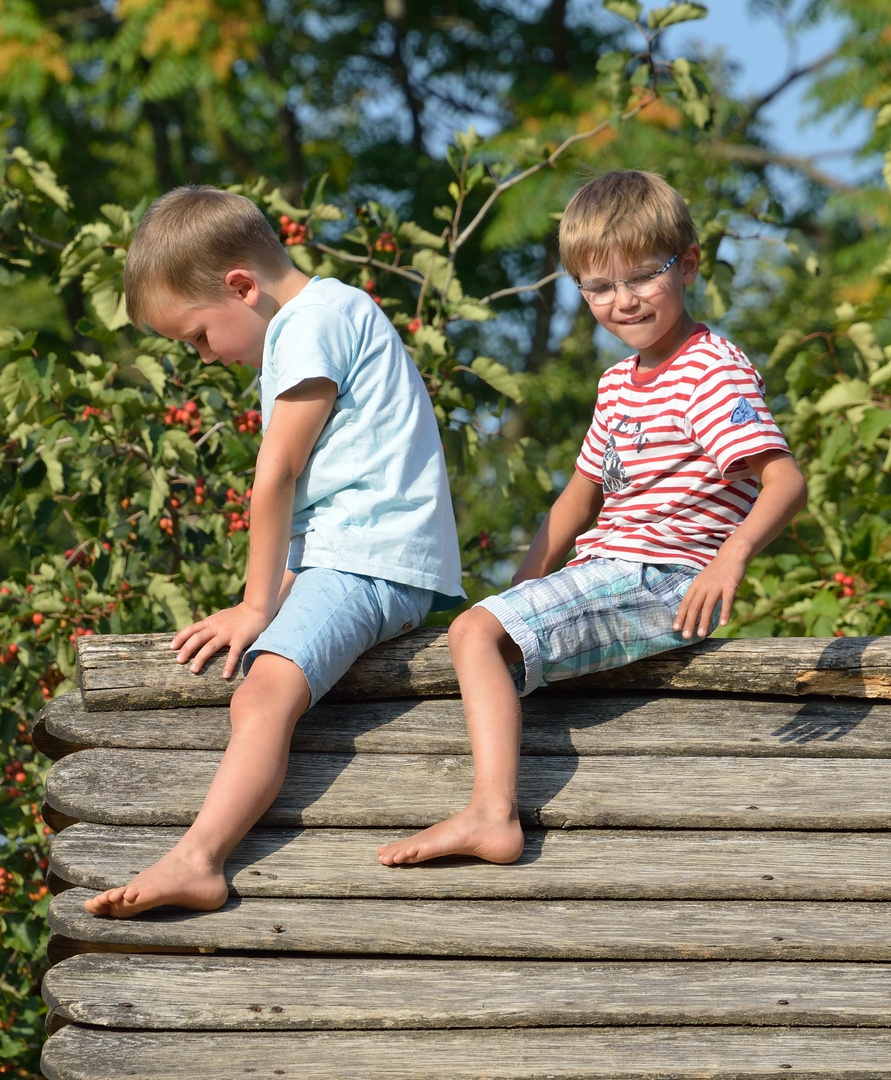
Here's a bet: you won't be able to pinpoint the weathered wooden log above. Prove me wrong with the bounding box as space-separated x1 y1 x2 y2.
42 954 891 1030
75 631 891 711
48 824 891 902
43 748 891 830
40 1023 891 1080
48 889 891 961
35 688 891 759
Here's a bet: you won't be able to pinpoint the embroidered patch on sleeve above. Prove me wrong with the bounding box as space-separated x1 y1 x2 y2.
730 396 759 425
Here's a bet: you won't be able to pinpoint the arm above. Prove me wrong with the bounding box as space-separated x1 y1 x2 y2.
512 469 604 585
171 377 337 677
673 449 808 640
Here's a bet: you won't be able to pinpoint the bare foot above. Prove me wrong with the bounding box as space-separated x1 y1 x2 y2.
377 805 524 866
83 848 229 918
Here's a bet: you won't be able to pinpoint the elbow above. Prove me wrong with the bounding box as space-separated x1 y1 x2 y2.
795 473 808 515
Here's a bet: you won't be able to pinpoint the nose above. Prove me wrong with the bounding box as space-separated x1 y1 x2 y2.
613 281 637 306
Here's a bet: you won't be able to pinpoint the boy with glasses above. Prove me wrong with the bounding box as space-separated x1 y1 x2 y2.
378 169 807 868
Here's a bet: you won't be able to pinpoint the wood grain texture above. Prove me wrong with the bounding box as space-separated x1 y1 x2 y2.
48 889 891 961
42 954 891 1030
40 1024 891 1080
49 823 891 901
35 688 891 759
75 632 891 710
43 747 891 829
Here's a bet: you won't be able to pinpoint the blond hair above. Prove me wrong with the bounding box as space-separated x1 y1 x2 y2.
124 186 292 330
559 170 697 282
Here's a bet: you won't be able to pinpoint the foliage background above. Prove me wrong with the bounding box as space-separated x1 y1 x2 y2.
2 1 891 1074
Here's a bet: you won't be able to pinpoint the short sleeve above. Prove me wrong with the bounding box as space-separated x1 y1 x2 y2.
267 303 357 400
687 361 789 476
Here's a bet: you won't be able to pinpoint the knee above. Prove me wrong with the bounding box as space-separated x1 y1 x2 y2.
229 680 264 734
448 607 501 658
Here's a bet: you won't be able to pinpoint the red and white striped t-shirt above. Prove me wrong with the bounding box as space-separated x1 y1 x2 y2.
573 326 790 571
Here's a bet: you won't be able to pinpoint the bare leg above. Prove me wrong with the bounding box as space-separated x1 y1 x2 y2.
377 607 525 866
84 653 311 917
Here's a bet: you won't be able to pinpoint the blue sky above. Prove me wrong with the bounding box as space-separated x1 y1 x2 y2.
664 1 874 185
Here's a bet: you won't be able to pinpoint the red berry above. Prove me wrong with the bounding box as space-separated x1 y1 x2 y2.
834 572 846 583
32 612 44 626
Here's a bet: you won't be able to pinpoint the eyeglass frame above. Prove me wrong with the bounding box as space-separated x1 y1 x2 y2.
576 254 679 306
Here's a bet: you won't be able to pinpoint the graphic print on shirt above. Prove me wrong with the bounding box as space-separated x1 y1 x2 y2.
616 414 649 452
602 433 630 493
730 396 760 425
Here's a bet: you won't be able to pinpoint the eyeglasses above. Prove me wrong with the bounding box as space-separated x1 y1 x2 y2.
577 254 678 306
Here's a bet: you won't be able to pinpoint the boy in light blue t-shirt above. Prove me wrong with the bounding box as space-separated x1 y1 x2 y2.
84 187 464 919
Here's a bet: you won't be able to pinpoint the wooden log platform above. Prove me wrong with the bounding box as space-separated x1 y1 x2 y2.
36 632 891 1079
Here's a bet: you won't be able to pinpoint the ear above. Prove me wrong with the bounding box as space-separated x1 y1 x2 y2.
223 268 262 306
681 244 701 286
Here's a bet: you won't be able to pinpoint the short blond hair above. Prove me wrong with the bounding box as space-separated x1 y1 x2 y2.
124 186 292 330
559 170 697 282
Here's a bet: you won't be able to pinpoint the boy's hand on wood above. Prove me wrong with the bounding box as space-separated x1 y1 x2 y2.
170 603 270 679
673 550 746 640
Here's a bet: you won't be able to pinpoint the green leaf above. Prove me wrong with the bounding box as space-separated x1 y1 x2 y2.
396 221 446 250
703 263 732 321
769 328 804 365
671 58 711 129
603 0 642 22
131 355 167 398
648 3 708 31
8 147 71 211
38 448 64 493
412 325 448 356
452 299 493 322
859 407 891 449
146 576 194 629
160 428 198 472
847 321 884 371
148 465 170 519
813 378 871 416
469 357 524 403
868 357 891 388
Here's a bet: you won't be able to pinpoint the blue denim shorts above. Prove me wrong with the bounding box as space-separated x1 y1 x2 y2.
243 568 434 706
477 557 715 698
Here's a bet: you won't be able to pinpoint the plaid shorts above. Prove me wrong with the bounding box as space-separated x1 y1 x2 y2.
477 557 713 697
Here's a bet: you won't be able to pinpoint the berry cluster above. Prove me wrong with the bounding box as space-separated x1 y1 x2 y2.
4 758 27 799
68 626 96 645
279 215 308 246
80 405 107 421
195 477 207 505
38 662 64 701
64 546 91 567
226 486 252 537
164 399 201 437
407 318 422 335
833 571 858 598
0 867 14 898
0 641 18 665
364 279 382 306
374 231 397 254
478 531 492 551
235 409 262 434
159 516 175 537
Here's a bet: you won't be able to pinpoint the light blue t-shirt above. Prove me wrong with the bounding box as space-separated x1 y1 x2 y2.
259 276 465 610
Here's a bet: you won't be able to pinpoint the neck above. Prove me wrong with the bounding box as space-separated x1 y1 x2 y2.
637 311 699 372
